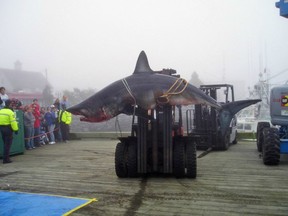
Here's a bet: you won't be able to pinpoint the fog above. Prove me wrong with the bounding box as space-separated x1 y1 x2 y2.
0 0 287 97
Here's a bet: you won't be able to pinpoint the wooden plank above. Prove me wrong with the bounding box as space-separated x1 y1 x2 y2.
1 139 288 215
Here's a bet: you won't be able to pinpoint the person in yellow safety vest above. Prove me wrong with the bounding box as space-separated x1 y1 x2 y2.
58 104 72 143
0 99 19 164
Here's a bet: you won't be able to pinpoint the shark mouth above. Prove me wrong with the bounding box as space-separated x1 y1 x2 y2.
80 116 110 123
76 107 114 123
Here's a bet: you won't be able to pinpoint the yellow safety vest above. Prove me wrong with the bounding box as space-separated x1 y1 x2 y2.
0 108 19 131
58 110 72 125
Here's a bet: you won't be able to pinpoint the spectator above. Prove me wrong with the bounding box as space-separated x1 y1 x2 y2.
39 126 49 145
32 99 41 147
39 107 49 145
10 98 22 110
60 95 68 110
58 104 72 143
53 105 62 142
44 105 56 144
23 105 35 150
53 98 61 110
40 106 47 132
0 87 9 109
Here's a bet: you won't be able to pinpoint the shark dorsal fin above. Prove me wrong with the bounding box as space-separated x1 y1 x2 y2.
133 51 154 74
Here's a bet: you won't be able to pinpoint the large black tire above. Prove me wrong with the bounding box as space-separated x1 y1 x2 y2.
218 132 230 151
262 128 280 165
127 143 138 177
186 142 197 178
257 122 270 152
232 131 238 144
173 142 185 178
115 142 128 178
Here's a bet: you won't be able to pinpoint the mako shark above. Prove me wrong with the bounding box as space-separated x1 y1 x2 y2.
67 51 260 135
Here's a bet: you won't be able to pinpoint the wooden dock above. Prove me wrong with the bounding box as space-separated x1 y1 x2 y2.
1 139 288 216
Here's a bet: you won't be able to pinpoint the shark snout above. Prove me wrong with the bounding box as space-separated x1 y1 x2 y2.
67 105 112 123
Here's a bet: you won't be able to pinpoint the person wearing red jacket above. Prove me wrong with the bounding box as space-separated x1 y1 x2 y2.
32 99 41 147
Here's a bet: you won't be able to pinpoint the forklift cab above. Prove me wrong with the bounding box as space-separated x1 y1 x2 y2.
190 84 238 150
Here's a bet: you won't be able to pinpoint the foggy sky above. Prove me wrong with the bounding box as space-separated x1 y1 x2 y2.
0 0 287 97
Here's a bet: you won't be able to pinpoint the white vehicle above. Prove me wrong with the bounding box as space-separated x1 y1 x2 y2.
229 116 238 144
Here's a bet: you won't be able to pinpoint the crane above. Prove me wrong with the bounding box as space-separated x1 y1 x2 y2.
276 0 288 18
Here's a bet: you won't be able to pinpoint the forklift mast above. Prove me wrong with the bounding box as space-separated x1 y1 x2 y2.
200 84 235 102
189 84 235 150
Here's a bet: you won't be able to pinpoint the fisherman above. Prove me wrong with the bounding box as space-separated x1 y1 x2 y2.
0 99 19 164
58 104 72 143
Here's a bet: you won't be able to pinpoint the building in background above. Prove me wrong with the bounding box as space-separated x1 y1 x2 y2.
0 61 48 106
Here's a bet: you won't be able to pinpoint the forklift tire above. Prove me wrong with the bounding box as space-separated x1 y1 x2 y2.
186 143 197 178
257 122 270 152
127 143 138 177
262 128 280 165
115 142 128 178
219 133 230 151
173 142 185 178
232 131 238 144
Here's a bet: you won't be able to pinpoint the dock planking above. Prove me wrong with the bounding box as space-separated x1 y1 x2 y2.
1 139 288 216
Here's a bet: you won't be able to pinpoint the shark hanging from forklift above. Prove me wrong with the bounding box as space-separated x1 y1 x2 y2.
67 51 261 137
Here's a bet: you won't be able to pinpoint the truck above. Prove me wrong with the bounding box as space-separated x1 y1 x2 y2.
256 84 288 165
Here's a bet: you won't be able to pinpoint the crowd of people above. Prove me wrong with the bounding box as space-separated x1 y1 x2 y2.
0 86 72 164
23 97 72 150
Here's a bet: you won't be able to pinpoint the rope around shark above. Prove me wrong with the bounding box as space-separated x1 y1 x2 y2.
157 78 189 104
122 77 189 106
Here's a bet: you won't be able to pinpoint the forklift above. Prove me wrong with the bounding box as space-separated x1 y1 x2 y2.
187 84 237 150
115 70 197 178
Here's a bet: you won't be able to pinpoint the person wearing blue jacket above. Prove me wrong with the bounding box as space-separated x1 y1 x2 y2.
44 105 56 144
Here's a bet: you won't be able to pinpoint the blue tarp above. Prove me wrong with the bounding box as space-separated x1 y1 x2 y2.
0 190 96 216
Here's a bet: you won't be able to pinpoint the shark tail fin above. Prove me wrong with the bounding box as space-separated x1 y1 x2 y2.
219 99 261 136
221 99 262 116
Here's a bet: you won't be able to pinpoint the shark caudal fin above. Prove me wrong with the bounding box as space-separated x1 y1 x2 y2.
219 99 261 136
133 51 154 74
221 99 262 116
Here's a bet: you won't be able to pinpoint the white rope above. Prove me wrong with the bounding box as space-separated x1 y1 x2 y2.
122 78 136 105
115 116 122 137
122 78 137 135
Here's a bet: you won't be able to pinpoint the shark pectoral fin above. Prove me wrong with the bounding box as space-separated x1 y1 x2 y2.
121 104 135 115
157 95 170 104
